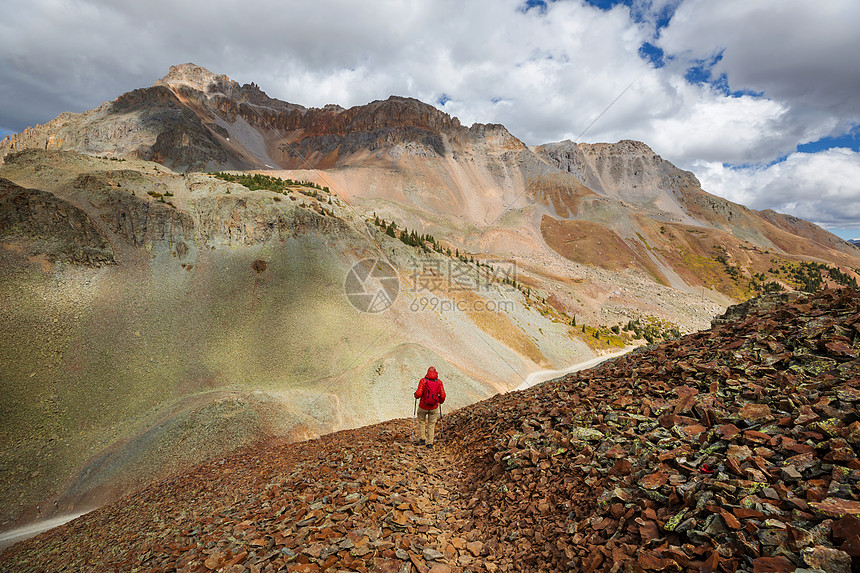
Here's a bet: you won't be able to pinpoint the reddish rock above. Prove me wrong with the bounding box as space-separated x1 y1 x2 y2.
833 515 860 541
841 535 860 557
374 560 403 573
726 456 744 476
610 458 632 475
700 550 719 573
465 541 483 557
717 424 741 439
720 510 742 530
751 556 795 573
795 406 820 425
727 444 753 462
681 424 707 438
204 553 223 570
744 430 772 444
637 519 661 541
810 498 860 518
639 471 669 490
287 564 322 573
739 403 773 421
734 507 767 519
409 553 429 573
637 551 667 570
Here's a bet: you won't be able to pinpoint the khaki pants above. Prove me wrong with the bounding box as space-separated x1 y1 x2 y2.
416 407 440 444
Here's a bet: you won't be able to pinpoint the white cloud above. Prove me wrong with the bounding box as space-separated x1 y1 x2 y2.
694 148 860 229
659 0 860 117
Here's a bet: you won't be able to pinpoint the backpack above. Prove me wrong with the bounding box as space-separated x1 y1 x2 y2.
422 378 442 409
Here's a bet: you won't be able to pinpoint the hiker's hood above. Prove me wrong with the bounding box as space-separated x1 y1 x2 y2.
425 367 438 380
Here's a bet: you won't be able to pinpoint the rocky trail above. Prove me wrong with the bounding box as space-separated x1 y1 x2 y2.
2 289 860 572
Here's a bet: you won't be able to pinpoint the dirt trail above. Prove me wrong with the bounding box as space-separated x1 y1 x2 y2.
0 511 91 551
514 346 633 391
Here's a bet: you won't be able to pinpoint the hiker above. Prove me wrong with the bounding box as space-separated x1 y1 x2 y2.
414 366 446 448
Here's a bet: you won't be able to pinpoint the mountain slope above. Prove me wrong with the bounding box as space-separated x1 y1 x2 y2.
536 139 860 298
0 149 617 531
2 288 858 571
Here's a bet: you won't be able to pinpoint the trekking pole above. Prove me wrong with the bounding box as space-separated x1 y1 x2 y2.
411 398 417 444
439 403 444 443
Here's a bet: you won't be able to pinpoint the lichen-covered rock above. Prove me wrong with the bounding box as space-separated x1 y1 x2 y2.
802 546 852 573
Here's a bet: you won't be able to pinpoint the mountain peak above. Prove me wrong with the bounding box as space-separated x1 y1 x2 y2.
577 139 658 157
155 63 230 91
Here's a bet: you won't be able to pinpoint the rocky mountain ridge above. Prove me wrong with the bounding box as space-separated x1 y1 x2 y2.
0 63 502 172
2 288 859 572
2 63 858 295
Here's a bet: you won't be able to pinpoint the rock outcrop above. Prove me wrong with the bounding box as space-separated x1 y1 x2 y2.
0 177 114 266
536 139 702 213
710 292 804 327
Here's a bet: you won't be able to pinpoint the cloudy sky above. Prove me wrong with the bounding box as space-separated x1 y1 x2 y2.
2 0 859 238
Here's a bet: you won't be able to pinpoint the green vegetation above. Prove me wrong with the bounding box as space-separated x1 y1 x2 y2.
781 261 859 292
827 266 859 289
211 172 329 200
573 323 626 349
708 248 858 300
714 254 742 281
372 215 446 255
623 317 681 345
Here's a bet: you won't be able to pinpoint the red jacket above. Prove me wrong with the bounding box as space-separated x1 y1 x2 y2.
415 367 446 410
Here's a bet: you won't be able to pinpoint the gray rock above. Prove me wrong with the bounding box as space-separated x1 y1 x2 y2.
422 547 445 561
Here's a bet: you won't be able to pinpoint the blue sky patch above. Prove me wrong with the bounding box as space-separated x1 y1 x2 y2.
638 42 665 68
584 0 677 30
437 94 451 106
798 130 860 153
520 0 550 13
824 227 860 241
582 0 625 10
681 51 765 98
707 73 764 98
684 51 723 85
652 2 676 30
723 157 787 171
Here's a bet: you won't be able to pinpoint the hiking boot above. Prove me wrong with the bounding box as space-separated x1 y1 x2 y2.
418 439 425 445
